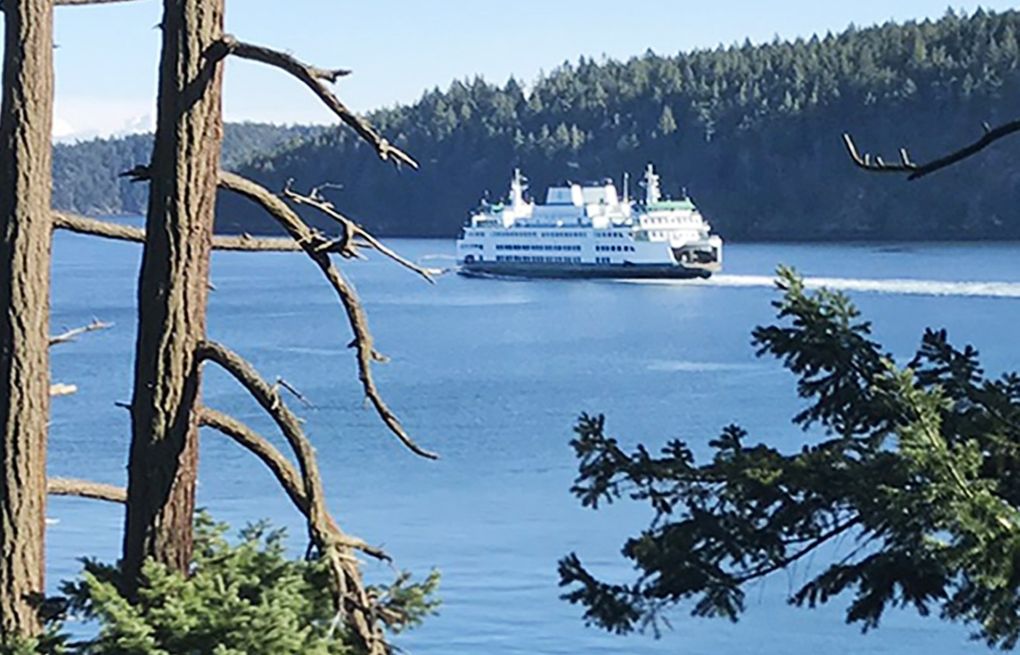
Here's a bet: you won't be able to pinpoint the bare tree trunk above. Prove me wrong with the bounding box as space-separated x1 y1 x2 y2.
0 0 53 639
122 0 224 585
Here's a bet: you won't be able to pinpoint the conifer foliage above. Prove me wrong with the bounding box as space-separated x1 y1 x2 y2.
57 514 438 655
561 268 1020 647
227 8 1020 240
51 10 1020 239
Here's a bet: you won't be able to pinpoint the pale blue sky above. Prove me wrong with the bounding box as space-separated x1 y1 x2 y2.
39 1 1018 139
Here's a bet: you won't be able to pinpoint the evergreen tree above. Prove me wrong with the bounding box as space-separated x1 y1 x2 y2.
58 515 438 655
561 269 1020 647
210 7 1020 241
657 105 677 135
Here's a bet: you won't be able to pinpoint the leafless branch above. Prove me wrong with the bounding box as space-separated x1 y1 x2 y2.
52 212 146 241
1 0 139 8
282 180 439 284
275 376 314 409
843 118 1020 179
119 164 150 182
218 35 417 170
217 170 438 460
54 0 139 5
211 233 308 252
53 211 306 252
49 318 112 346
47 478 126 503
195 341 387 654
196 406 388 561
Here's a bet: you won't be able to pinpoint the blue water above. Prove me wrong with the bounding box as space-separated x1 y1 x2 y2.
47 231 1020 654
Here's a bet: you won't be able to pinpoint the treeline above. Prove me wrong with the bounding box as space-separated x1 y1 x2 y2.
56 10 1020 240
53 122 326 215
228 8 1020 240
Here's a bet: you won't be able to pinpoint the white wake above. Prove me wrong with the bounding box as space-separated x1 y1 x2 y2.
624 274 1020 299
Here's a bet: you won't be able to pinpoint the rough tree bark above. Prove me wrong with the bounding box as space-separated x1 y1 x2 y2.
0 0 54 639
121 0 225 584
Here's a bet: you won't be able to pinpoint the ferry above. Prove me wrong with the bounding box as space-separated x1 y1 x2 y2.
455 164 722 279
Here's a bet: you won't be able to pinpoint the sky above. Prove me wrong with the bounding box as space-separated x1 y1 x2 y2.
31 1 1020 140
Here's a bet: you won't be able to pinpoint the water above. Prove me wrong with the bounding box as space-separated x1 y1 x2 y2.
47 232 1020 654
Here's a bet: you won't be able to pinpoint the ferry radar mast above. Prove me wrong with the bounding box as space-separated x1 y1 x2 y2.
510 168 527 210
641 163 662 204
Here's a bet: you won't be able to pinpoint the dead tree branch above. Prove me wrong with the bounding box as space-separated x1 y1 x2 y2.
282 180 438 283
843 119 1020 179
54 0 138 5
49 318 112 346
218 170 438 460
196 406 387 561
47 478 126 504
218 35 417 170
212 231 310 252
275 376 314 409
194 340 386 654
52 212 147 241
1 0 139 8
53 211 305 252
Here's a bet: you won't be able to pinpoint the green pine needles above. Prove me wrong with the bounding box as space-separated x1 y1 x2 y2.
561 267 1020 648
8 513 438 655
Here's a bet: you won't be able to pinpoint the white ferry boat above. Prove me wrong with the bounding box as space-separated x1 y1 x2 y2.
455 164 722 279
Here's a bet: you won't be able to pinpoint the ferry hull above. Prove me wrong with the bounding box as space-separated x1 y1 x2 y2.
458 262 715 280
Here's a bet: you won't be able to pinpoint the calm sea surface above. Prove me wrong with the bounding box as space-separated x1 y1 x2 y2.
47 229 1020 654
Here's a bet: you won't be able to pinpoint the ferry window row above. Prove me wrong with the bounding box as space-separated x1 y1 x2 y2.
495 255 582 264
460 243 483 250
539 231 587 238
646 216 693 224
597 232 626 239
493 231 538 237
496 244 582 252
595 245 635 253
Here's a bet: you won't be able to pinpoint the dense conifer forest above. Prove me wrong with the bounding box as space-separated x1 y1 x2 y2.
57 9 1020 240
52 122 326 215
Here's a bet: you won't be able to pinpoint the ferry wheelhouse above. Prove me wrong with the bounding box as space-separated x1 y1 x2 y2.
456 164 722 279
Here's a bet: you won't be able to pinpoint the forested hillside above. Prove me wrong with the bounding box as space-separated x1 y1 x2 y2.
227 8 1020 240
53 122 326 214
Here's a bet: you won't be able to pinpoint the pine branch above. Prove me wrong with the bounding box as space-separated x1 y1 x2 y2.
732 516 862 584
